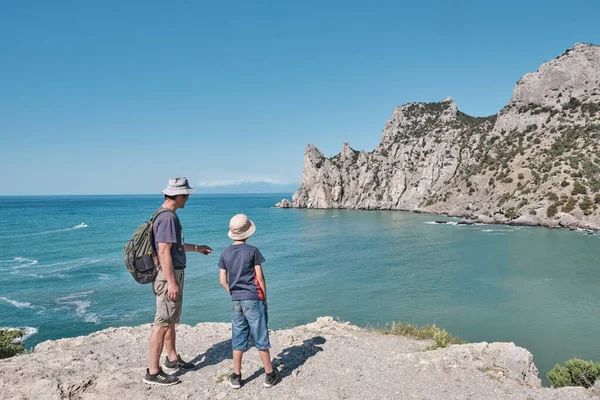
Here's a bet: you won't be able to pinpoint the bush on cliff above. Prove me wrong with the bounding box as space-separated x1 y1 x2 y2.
0 329 25 359
379 322 464 350
547 358 600 388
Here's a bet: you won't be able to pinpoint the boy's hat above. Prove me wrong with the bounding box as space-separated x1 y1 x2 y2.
162 177 196 196
228 214 256 240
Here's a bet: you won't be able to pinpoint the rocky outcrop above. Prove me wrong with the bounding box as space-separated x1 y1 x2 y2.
0 317 596 399
278 43 600 230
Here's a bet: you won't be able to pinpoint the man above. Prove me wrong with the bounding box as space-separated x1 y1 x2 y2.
143 177 212 386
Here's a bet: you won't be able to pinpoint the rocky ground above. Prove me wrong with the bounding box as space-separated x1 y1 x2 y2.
1 317 598 399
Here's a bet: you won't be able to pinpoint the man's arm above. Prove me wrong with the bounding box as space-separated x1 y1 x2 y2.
219 269 230 294
158 242 179 302
255 264 267 308
183 243 212 254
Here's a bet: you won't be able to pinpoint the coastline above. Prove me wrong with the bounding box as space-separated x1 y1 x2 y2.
274 201 600 233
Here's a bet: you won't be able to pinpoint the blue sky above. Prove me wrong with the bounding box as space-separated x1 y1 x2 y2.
1 1 599 195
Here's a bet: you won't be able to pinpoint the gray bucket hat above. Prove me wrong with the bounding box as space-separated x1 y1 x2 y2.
162 177 196 196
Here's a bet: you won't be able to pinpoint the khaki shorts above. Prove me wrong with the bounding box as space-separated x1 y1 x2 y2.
153 268 185 326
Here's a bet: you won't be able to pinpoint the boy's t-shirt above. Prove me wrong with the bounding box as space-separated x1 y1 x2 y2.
218 243 266 301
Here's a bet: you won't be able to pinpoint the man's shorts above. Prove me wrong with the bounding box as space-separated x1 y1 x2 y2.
153 268 184 326
231 300 270 351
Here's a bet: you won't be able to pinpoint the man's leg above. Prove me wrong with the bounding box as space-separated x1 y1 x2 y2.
149 325 169 374
164 324 178 361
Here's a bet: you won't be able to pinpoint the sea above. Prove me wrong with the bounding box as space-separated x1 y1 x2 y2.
1 194 600 384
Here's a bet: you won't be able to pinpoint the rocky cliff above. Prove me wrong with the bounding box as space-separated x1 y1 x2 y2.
278 43 600 230
0 318 597 399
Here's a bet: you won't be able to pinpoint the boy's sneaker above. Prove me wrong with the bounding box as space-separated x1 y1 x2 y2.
227 373 242 389
163 354 195 371
264 369 279 388
143 368 180 386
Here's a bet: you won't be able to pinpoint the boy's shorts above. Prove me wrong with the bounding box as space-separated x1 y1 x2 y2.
153 269 185 326
231 300 270 351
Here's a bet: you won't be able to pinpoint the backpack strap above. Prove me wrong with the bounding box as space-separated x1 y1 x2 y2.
149 208 183 253
149 208 175 223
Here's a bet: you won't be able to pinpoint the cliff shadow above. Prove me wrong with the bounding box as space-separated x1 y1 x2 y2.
243 336 326 384
173 339 232 377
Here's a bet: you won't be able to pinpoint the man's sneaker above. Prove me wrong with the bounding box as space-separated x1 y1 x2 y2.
227 373 242 389
264 369 279 388
163 354 195 371
143 368 180 386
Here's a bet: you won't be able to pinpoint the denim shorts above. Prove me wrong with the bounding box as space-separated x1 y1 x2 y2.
231 300 270 351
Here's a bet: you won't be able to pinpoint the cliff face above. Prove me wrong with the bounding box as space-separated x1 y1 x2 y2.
284 43 600 229
0 318 596 399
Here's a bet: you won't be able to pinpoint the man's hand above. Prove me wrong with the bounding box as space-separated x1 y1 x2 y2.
197 245 212 255
168 282 180 301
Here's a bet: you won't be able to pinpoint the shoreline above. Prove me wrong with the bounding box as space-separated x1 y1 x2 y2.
274 202 600 233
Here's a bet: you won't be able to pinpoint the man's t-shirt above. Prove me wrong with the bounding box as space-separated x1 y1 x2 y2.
218 243 266 301
152 209 186 270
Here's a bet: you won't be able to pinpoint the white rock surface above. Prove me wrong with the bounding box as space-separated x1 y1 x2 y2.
0 317 597 399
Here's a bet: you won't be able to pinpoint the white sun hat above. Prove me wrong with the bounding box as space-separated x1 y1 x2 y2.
228 214 256 240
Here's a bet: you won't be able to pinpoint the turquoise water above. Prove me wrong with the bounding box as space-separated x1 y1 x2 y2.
2 194 600 384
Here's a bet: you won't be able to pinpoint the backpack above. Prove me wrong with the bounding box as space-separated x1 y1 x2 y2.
124 208 174 284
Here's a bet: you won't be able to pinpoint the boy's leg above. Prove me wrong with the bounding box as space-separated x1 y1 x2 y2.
233 350 243 375
258 349 273 374
231 301 250 375
245 300 272 372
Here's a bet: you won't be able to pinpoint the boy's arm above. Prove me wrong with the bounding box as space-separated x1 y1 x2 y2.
255 264 267 306
219 269 230 294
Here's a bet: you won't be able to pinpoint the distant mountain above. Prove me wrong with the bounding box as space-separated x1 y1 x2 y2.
195 180 299 194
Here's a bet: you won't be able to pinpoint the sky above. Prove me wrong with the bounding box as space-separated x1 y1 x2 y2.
1 1 599 195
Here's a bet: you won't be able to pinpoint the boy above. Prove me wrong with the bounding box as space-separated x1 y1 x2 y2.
218 213 279 389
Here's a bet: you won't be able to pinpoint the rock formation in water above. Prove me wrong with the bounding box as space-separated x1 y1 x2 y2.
278 43 600 230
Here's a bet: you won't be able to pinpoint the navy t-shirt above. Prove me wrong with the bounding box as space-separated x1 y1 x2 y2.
218 243 266 301
152 209 186 270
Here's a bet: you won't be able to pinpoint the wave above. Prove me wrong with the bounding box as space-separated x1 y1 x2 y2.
0 326 38 342
0 296 32 308
2 223 88 239
55 291 100 324
0 296 47 312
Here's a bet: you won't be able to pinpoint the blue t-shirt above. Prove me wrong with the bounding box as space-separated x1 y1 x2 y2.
152 209 186 270
218 243 266 301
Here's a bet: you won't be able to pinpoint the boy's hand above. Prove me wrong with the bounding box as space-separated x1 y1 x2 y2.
196 245 212 255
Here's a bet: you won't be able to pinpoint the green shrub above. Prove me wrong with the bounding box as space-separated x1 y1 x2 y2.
563 197 577 213
379 322 464 350
580 196 594 214
0 329 25 359
595 194 600 204
561 180 570 188
547 203 559 217
547 358 600 388
518 173 525 180
547 192 559 201
547 364 573 388
571 181 588 196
